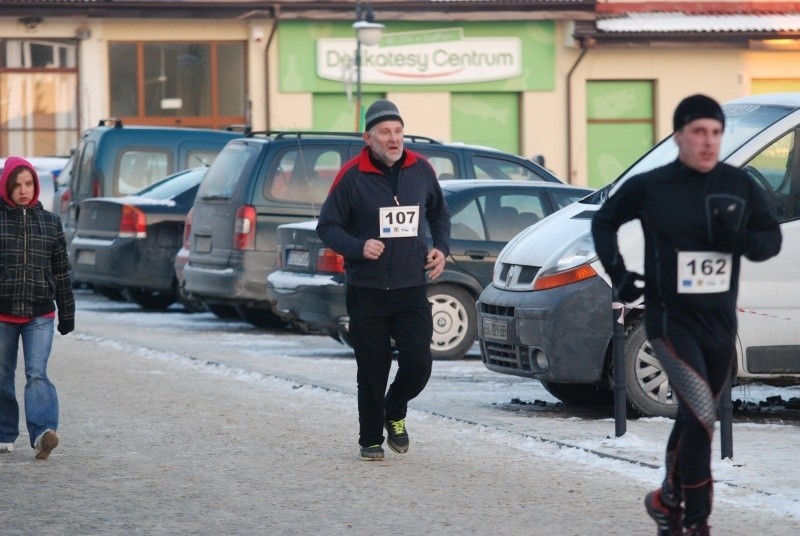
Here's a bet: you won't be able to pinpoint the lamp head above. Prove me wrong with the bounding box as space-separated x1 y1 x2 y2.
353 20 384 47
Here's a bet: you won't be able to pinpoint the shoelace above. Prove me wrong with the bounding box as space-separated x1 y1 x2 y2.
389 418 406 435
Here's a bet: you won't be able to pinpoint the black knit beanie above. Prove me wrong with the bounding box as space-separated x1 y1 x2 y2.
673 94 725 132
364 99 404 132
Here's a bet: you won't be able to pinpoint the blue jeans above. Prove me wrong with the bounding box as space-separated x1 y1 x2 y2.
0 317 58 447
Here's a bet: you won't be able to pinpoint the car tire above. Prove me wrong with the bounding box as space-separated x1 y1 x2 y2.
624 319 679 418
126 287 177 311
235 305 285 329
206 304 241 320
540 381 613 406
428 284 476 360
94 285 127 302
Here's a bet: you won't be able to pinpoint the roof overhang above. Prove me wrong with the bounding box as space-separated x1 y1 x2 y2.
574 12 800 48
0 0 596 21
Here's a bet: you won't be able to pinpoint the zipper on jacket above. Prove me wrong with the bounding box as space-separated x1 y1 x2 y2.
22 207 28 287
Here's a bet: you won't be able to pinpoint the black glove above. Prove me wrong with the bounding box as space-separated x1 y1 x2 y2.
57 318 74 336
613 271 645 303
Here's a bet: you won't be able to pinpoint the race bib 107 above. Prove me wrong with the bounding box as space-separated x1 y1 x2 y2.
677 251 732 294
379 205 419 238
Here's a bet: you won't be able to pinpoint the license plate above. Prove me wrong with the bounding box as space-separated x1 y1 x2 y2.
194 236 211 253
76 250 96 266
482 317 508 341
286 250 310 267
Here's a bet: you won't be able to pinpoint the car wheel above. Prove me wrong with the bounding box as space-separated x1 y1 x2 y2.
540 381 613 406
235 305 285 329
126 288 177 311
624 319 679 418
206 304 241 320
427 284 476 360
94 285 126 302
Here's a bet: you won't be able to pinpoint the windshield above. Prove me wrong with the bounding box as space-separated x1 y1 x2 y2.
584 102 796 204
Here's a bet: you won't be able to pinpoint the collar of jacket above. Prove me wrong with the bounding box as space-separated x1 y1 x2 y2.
357 146 420 175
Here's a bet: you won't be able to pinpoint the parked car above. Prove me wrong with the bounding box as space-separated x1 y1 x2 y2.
184 131 564 329
266 180 593 359
57 118 242 255
477 92 800 417
0 156 69 213
70 167 207 311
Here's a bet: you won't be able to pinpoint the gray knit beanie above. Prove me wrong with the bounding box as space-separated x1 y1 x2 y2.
364 99 404 132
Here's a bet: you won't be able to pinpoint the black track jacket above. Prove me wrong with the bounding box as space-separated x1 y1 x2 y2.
317 146 450 290
592 160 782 339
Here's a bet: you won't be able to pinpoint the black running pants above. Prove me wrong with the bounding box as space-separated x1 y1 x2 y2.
650 320 734 526
346 285 433 448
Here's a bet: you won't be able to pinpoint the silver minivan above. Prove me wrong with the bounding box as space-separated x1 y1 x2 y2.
477 93 800 417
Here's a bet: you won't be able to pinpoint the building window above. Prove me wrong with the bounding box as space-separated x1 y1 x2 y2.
109 41 246 129
586 80 655 188
0 39 78 156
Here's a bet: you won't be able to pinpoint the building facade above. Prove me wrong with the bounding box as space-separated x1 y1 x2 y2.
0 0 799 187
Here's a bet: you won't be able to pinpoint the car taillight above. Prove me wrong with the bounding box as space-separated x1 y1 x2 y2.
59 188 71 216
119 205 147 238
532 264 597 291
234 205 256 251
92 180 101 198
316 248 344 274
182 207 193 249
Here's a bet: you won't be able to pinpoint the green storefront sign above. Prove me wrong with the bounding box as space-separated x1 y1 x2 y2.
279 20 555 93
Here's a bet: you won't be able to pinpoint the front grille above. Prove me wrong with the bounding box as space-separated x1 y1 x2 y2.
480 302 514 317
499 263 510 281
493 264 541 290
482 340 531 372
517 265 538 285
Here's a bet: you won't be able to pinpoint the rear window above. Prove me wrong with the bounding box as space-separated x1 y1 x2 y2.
262 146 349 205
185 149 221 168
115 149 171 195
197 143 258 199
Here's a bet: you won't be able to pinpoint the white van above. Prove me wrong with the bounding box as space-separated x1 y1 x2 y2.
477 93 800 417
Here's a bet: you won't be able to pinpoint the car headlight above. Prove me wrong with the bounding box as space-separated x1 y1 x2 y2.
533 235 598 290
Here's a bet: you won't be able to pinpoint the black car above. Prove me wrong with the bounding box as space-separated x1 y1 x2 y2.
70 167 207 310
183 131 564 329
266 180 594 360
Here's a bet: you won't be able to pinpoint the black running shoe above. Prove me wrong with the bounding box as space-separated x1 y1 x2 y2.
359 444 385 461
644 489 683 536
385 418 409 454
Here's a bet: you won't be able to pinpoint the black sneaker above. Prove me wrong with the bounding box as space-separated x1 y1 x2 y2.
359 444 385 461
385 418 409 454
644 489 683 536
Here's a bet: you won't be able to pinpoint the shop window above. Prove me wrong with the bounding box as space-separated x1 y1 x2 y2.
109 41 246 129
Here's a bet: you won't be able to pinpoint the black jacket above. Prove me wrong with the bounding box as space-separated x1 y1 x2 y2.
592 160 782 339
0 163 75 324
317 147 450 290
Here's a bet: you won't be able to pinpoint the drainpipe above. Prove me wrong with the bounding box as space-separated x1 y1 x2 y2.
264 5 280 132
566 38 591 185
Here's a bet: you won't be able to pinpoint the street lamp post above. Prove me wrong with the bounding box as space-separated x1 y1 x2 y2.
353 3 384 131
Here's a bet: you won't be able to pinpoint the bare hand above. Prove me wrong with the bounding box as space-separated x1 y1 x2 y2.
363 239 385 260
425 248 446 280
